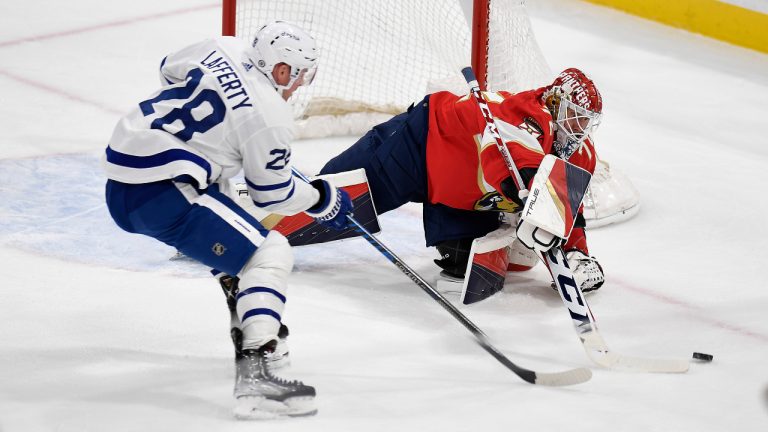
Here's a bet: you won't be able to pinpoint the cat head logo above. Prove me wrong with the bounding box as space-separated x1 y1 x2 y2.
474 191 518 212
212 243 227 256
520 116 544 139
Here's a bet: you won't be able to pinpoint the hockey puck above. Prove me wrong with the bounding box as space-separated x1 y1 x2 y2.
692 352 714 362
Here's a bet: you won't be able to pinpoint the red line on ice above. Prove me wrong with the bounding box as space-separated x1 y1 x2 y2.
615 278 768 343
0 4 218 114
0 69 124 115
0 4 219 48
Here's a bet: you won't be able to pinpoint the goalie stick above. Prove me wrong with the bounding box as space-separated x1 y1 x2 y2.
292 168 591 386
462 67 690 373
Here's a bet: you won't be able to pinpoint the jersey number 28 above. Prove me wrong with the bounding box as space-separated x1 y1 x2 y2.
138 68 226 142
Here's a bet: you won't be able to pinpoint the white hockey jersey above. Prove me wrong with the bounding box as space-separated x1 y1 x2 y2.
103 37 319 216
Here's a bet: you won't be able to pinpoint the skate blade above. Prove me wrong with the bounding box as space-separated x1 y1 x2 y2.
233 395 316 420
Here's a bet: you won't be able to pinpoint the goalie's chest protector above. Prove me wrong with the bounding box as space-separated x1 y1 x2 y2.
425 89 555 211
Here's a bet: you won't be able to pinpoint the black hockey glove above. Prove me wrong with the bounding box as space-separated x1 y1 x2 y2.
433 238 474 279
499 167 536 208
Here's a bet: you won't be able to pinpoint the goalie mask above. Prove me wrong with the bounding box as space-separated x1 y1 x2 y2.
252 21 319 94
544 68 602 160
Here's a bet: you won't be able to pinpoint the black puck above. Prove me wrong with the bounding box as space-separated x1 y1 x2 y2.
692 352 714 362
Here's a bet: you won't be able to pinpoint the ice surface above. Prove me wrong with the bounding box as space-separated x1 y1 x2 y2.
1 0 767 430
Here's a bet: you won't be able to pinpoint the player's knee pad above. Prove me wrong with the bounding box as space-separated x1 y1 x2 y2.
236 231 294 349
239 230 293 282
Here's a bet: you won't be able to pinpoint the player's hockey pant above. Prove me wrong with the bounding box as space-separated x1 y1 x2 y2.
105 179 291 349
320 95 500 247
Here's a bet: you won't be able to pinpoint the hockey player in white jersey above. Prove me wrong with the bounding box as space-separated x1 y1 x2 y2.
102 21 351 419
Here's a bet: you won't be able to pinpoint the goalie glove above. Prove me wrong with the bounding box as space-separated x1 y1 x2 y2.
515 218 564 253
552 249 605 293
305 179 353 231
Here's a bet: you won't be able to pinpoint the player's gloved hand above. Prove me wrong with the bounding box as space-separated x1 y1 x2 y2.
305 179 353 231
515 218 563 253
499 177 525 208
549 249 605 293
565 249 605 292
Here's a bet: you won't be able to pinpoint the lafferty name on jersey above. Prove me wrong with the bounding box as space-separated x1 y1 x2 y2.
201 51 253 110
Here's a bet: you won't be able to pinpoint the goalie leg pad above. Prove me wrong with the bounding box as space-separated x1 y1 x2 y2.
241 169 382 247
507 238 539 272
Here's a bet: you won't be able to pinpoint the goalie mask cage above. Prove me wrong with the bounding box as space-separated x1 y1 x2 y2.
221 0 551 137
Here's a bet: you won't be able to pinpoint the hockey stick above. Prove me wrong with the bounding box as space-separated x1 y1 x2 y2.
462 67 689 373
292 168 591 386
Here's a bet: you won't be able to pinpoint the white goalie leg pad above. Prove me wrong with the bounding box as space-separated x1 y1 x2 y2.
236 231 293 350
501 214 539 269
507 238 539 269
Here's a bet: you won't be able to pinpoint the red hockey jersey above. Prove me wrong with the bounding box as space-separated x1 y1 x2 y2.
425 88 598 252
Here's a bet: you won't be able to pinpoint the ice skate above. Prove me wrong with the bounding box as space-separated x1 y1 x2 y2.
233 341 316 419
220 274 291 369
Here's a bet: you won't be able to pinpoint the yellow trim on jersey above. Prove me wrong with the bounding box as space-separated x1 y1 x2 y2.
584 0 768 54
474 132 489 194
473 132 518 212
546 179 567 222
495 118 545 155
482 91 506 103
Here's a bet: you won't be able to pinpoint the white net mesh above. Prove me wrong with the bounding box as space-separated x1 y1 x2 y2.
486 0 552 93
232 0 552 137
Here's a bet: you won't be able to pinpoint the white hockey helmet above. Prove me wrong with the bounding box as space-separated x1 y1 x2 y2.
543 68 603 160
251 21 318 92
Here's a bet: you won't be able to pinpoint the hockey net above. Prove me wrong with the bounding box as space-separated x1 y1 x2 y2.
221 0 639 227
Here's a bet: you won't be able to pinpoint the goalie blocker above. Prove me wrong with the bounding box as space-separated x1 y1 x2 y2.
460 155 594 304
516 154 591 249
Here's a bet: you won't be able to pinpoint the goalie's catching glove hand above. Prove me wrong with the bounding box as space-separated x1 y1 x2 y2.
565 249 605 292
550 249 605 293
305 179 353 231
515 218 564 253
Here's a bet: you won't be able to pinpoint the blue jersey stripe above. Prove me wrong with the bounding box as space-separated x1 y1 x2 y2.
159 56 174 85
245 176 293 191
236 286 287 304
251 182 296 208
105 146 213 181
242 308 281 322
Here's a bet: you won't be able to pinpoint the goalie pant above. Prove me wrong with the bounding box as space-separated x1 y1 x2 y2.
322 95 501 247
